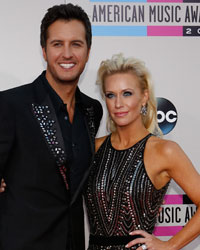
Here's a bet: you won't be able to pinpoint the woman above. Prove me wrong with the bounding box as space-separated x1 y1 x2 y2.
84 54 200 249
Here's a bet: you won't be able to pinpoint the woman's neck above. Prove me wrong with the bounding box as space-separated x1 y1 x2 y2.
111 123 149 150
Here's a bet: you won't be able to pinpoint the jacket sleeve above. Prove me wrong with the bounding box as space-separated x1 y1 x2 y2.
0 92 15 180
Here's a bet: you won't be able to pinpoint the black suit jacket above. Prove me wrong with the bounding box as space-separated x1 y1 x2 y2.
0 73 103 250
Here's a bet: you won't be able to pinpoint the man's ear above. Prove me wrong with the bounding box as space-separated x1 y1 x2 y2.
86 48 91 62
42 47 47 62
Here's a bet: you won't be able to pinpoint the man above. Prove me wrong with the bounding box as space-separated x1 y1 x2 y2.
0 4 102 250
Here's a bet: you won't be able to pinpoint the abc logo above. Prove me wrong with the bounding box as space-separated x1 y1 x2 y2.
157 97 178 135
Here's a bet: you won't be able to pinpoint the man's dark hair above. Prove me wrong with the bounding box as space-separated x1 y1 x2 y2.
40 3 92 49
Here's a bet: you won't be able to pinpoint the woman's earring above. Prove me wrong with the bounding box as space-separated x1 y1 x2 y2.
140 105 147 116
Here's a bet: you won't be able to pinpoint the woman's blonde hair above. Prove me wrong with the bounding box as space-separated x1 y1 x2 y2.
96 53 162 136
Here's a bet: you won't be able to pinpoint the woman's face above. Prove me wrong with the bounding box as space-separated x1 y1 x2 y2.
104 72 148 129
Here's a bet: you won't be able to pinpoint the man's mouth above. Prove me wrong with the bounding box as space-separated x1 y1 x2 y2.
59 63 75 69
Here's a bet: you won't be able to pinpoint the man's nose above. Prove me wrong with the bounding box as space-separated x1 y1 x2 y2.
62 45 73 58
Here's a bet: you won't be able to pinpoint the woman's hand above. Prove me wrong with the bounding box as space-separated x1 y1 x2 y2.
125 230 175 250
0 179 6 193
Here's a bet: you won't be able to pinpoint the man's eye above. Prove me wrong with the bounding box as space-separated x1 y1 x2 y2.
53 43 61 47
123 91 132 96
105 93 114 99
73 43 81 47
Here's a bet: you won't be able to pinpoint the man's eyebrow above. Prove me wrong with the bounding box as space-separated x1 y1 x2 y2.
71 39 85 44
50 39 63 44
49 39 85 44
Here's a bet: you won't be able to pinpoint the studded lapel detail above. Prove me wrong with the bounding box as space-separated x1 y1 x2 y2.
69 105 96 205
32 100 69 190
83 106 96 153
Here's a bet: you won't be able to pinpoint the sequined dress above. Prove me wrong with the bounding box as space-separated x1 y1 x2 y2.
84 134 170 250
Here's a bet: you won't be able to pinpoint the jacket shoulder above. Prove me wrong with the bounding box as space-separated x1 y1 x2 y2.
79 91 103 134
80 91 102 112
1 82 32 94
0 74 43 103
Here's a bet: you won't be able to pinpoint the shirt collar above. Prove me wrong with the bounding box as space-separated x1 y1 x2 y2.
41 71 83 113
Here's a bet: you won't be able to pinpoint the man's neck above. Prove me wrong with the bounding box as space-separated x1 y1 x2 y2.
45 73 78 123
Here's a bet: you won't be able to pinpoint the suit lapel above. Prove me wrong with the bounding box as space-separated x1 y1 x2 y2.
83 106 95 154
31 76 97 196
70 103 96 205
31 77 69 189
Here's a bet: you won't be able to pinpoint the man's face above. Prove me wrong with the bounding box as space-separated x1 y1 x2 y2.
42 19 90 87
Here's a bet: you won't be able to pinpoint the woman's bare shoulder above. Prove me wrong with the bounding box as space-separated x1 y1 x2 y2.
148 135 181 157
95 135 109 152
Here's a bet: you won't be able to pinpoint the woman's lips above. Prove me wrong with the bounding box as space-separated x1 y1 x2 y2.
114 112 128 117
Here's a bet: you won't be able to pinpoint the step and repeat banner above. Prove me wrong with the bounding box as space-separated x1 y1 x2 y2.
0 0 200 249
72 0 200 249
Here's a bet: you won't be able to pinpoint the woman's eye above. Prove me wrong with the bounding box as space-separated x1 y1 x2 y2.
123 91 132 96
105 93 114 99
